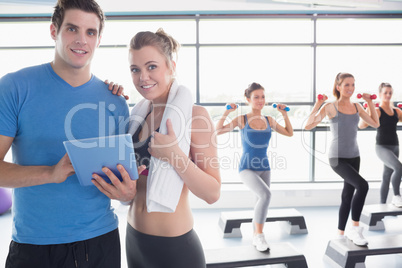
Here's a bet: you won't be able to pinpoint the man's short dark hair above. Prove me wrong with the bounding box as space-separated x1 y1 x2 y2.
51 0 105 36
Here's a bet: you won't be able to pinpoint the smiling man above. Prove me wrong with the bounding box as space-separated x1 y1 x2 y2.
0 1 129 267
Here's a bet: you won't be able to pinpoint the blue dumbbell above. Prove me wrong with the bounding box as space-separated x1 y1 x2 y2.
226 104 239 110
272 103 290 111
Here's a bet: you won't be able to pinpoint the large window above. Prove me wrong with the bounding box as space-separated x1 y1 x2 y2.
1 14 401 184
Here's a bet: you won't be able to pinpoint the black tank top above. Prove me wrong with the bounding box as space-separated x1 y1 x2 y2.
376 107 399 145
132 110 159 170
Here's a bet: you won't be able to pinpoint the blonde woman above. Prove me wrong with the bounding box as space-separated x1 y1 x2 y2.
93 29 221 267
305 72 379 246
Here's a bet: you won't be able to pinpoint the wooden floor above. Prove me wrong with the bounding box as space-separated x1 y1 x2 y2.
1 203 402 268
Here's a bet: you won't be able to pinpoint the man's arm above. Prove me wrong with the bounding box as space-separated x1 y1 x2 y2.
0 135 75 188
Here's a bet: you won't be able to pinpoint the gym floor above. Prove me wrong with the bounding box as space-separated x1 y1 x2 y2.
1 202 402 268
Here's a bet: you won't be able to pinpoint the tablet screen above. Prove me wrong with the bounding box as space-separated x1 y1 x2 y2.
63 134 138 186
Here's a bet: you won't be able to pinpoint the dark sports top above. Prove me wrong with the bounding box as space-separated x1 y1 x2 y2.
132 109 159 174
376 107 399 146
239 114 272 172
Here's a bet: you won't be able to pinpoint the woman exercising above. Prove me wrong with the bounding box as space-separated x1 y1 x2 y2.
359 82 402 207
216 82 293 251
305 72 379 246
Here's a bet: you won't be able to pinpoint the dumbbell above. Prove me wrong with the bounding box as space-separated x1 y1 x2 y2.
226 104 239 110
363 102 379 108
397 103 402 109
272 103 290 111
317 94 324 100
357 93 377 100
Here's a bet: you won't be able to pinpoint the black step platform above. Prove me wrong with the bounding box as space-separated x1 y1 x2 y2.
205 243 308 268
324 234 402 268
360 204 402 231
218 208 308 238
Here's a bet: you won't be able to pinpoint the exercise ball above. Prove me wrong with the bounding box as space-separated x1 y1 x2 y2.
0 188 12 214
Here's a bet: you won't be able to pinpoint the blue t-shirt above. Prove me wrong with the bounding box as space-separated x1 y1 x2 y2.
0 63 129 245
239 115 272 172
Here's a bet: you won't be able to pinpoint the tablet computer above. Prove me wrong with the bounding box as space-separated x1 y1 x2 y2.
63 134 138 186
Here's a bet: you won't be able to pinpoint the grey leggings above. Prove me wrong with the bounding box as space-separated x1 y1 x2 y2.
375 144 402 203
239 169 271 224
126 224 205 268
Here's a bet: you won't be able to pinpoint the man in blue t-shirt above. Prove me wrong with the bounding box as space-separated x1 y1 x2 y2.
0 1 129 267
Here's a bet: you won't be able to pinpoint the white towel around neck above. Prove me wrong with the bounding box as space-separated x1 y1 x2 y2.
128 80 193 212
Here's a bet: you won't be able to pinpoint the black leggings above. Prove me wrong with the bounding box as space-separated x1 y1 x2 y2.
126 223 206 268
329 157 369 231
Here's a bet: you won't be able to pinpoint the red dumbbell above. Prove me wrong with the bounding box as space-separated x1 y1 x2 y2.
357 93 377 100
363 102 379 108
317 94 323 100
397 103 402 109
